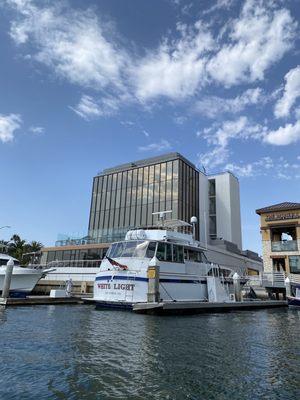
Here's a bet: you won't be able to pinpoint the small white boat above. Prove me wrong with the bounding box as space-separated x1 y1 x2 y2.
0 253 52 297
93 216 245 309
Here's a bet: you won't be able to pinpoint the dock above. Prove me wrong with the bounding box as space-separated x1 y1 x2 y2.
0 296 84 307
133 300 287 315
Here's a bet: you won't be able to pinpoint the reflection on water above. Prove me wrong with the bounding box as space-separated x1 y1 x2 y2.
0 306 299 399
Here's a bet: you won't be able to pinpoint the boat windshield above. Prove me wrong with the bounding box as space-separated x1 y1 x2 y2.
107 241 149 259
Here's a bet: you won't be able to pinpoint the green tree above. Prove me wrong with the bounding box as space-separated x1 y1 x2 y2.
0 240 9 254
1 235 44 264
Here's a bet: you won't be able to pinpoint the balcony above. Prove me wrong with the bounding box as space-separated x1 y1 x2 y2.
271 240 298 252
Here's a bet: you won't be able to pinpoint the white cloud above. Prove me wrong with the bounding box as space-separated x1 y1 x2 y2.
8 0 129 91
207 1 297 86
203 0 234 16
225 156 300 180
225 163 254 177
263 120 300 145
198 116 265 168
0 113 22 143
4 0 298 117
71 95 120 120
274 65 300 118
138 139 171 152
29 125 44 134
194 87 263 118
134 22 213 100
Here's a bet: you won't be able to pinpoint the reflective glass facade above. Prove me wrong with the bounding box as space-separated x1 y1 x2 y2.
88 153 199 242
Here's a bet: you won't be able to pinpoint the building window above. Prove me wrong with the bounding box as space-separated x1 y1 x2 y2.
289 256 300 274
209 179 216 196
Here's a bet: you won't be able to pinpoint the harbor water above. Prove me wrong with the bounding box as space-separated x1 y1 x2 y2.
0 306 299 399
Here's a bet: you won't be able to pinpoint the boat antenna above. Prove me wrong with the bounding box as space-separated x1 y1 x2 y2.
190 216 198 241
152 210 172 227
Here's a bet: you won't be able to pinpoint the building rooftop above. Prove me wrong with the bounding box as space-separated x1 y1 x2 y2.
256 202 300 215
99 152 198 175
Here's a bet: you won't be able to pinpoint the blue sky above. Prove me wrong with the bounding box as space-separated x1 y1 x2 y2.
0 0 300 254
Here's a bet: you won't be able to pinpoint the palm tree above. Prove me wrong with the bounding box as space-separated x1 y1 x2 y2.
5 235 43 264
0 240 9 254
8 235 27 261
28 241 43 252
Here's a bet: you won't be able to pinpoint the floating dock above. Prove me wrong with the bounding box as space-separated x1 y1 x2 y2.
133 300 287 315
0 296 84 307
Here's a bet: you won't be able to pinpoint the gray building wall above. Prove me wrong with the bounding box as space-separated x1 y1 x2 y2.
208 172 242 250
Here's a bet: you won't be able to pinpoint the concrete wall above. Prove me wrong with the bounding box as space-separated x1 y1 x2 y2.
209 172 242 250
199 172 209 247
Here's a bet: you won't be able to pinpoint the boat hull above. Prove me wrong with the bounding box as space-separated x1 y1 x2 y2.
93 270 209 307
0 266 44 297
287 296 300 307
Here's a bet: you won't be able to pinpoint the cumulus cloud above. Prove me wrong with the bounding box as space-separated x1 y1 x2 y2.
263 120 300 145
134 22 213 101
194 87 263 118
0 113 22 143
274 65 300 118
138 139 172 152
207 1 297 86
8 0 129 91
5 0 297 111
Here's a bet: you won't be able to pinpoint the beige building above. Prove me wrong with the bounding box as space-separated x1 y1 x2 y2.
256 202 300 274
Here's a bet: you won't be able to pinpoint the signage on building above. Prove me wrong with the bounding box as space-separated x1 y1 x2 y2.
265 212 300 222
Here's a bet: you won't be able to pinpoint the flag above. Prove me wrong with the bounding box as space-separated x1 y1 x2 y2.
106 256 128 270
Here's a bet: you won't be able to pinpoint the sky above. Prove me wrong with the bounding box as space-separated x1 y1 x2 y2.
0 0 300 254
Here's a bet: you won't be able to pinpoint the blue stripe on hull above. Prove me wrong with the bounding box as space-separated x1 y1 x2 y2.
95 275 206 284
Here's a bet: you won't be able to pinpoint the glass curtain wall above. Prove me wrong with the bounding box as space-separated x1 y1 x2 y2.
89 158 199 242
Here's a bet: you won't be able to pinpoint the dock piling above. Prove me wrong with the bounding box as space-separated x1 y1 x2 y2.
2 259 14 299
147 257 160 303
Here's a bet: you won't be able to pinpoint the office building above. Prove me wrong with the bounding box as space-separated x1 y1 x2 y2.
88 152 242 249
39 152 261 293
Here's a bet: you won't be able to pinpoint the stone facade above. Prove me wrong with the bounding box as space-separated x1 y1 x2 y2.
256 204 300 274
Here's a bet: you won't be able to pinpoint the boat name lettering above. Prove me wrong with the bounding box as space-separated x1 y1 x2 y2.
97 283 135 291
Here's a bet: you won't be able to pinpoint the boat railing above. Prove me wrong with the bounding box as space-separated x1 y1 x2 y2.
32 259 103 269
245 271 300 288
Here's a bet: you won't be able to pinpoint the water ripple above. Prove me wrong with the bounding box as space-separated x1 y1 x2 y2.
0 306 299 399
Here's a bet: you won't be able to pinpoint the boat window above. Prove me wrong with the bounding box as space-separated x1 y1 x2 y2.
156 242 166 261
184 248 188 260
133 241 148 258
189 250 201 262
173 245 184 263
122 242 138 257
107 241 149 259
146 242 156 258
166 243 172 261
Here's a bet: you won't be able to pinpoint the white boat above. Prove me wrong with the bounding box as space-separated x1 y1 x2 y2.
93 218 245 309
0 253 52 297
